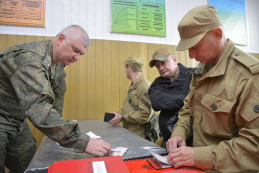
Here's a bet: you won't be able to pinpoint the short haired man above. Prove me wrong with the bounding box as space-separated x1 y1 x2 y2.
166 5 259 172
108 56 153 138
148 48 195 146
0 25 111 173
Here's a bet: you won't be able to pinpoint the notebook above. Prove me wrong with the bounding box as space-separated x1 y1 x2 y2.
48 156 129 173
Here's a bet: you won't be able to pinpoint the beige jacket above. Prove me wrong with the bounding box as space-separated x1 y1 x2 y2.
118 75 153 138
172 39 259 172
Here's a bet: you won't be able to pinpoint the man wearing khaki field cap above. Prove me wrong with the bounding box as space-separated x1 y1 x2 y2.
108 56 153 138
148 48 195 147
166 5 259 172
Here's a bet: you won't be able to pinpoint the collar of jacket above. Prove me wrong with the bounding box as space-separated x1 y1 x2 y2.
198 39 235 81
42 41 65 81
130 74 145 90
155 63 189 83
42 40 54 70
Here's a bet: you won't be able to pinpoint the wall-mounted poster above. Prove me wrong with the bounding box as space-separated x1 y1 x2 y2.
209 0 247 45
111 0 166 37
0 0 45 27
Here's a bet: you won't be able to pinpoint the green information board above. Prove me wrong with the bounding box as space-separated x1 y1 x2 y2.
111 0 166 37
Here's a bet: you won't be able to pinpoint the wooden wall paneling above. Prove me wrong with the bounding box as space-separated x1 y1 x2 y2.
65 65 75 121
87 39 96 119
70 62 80 120
103 40 112 112
17 35 28 45
0 34 7 51
126 42 133 58
172 45 180 63
140 43 148 79
146 43 155 82
111 40 120 112
45 36 54 41
118 41 127 111
77 54 88 120
133 42 140 58
178 50 187 66
7 35 18 48
95 39 104 119
125 41 134 89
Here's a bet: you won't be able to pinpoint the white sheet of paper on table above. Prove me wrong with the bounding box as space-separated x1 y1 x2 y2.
110 147 128 156
86 131 101 138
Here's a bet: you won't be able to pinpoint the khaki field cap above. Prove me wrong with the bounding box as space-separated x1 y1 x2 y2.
124 56 144 71
149 48 173 67
177 5 222 51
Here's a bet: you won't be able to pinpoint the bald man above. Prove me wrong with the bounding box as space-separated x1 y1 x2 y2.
0 25 111 173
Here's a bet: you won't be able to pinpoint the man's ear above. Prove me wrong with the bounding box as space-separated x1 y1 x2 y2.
57 34 66 45
128 66 132 72
213 27 222 43
172 55 177 64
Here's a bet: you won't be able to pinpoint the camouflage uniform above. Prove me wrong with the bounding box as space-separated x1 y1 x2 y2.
172 39 259 172
118 75 152 138
0 40 89 173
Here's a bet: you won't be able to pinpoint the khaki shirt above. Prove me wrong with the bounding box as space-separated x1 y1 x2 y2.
118 75 153 138
172 39 259 172
0 40 89 153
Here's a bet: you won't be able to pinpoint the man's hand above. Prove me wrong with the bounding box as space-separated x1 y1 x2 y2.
166 136 186 152
167 146 195 168
85 138 112 157
108 112 122 125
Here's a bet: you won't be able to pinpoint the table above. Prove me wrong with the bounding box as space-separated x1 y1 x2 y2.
25 120 168 173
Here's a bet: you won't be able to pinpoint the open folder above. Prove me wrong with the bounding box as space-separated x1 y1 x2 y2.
48 156 130 173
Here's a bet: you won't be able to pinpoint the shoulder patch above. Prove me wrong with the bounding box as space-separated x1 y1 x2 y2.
232 48 259 75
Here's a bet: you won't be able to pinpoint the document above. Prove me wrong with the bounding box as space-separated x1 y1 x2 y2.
149 152 173 168
111 147 128 156
92 161 107 173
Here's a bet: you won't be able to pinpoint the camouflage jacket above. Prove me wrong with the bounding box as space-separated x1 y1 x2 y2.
0 40 89 153
172 39 259 172
118 75 153 138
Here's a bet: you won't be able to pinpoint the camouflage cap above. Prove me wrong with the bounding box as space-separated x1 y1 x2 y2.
124 56 144 71
176 5 222 51
149 48 173 67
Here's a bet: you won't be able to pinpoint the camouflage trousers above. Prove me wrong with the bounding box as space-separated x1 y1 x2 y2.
0 115 36 173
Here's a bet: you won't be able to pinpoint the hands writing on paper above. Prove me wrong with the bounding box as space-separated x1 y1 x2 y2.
108 112 122 125
166 136 195 168
85 138 112 157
